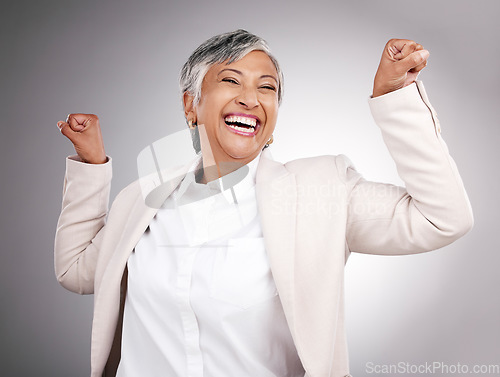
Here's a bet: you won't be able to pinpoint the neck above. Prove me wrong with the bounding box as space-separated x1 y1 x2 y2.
198 159 247 184
198 150 260 184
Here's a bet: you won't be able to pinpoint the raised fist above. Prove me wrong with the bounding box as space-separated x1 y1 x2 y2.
57 113 107 164
372 39 430 98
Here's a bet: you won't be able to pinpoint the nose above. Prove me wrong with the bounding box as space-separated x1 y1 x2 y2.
235 86 259 109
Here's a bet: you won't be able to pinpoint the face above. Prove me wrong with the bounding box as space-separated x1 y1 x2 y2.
184 50 279 168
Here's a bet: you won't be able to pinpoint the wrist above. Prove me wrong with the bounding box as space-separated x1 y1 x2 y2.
84 157 108 164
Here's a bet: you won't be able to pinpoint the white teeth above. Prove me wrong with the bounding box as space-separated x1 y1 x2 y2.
227 124 255 133
224 115 257 127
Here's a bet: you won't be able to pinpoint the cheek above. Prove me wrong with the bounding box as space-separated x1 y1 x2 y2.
264 101 279 124
196 100 221 128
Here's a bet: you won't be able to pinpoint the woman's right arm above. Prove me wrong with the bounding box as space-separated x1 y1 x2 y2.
54 114 109 294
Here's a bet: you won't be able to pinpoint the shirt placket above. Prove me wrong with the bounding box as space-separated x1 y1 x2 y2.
175 193 216 377
176 244 203 377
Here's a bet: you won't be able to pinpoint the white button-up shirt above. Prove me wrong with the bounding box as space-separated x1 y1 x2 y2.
117 153 305 377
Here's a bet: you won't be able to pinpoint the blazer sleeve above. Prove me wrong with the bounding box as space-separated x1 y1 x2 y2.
343 81 473 255
54 155 112 294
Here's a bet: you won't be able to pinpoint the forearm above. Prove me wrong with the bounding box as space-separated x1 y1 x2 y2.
347 82 473 254
371 81 472 232
54 155 112 294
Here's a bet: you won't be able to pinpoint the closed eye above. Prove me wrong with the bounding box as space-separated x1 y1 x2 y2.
260 85 276 91
222 78 239 85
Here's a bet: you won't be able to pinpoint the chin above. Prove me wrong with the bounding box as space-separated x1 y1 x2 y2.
223 144 260 161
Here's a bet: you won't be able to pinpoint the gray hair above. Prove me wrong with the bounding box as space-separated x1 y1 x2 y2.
180 29 284 107
180 30 284 153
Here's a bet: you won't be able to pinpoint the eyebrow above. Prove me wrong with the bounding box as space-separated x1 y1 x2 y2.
217 68 278 84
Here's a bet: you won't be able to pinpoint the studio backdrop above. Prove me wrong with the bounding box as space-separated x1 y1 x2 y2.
1 0 498 376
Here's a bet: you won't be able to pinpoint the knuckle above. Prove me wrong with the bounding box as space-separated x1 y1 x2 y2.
88 114 99 123
67 113 79 122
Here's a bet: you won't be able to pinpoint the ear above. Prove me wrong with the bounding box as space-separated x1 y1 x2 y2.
183 92 197 122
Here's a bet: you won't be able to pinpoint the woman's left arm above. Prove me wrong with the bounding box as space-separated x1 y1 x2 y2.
344 39 473 254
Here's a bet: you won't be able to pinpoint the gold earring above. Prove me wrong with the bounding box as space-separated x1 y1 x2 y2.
188 119 197 129
265 135 274 147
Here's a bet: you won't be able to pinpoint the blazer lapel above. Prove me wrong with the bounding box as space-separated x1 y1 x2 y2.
255 150 301 352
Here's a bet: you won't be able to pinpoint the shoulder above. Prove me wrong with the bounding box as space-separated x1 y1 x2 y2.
283 154 358 184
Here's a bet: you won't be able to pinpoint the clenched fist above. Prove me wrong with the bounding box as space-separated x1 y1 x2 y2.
372 39 430 98
57 113 107 164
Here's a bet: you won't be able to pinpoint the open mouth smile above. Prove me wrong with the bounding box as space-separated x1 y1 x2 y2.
224 113 260 136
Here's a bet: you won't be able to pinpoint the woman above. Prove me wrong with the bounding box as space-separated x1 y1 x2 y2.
54 30 473 377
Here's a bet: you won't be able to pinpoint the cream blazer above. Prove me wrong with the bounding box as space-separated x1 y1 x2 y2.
54 82 473 377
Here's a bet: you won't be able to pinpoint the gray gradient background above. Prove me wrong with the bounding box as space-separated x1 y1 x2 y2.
1 0 498 376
